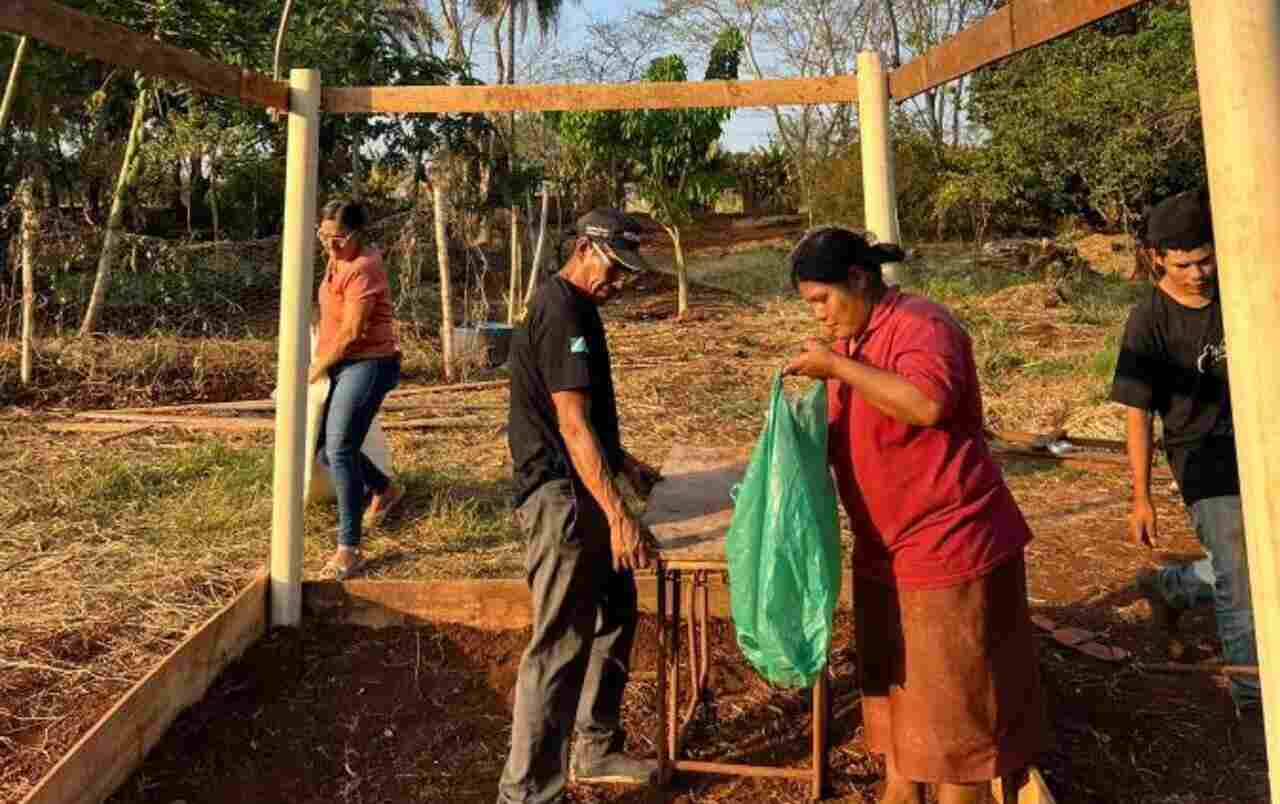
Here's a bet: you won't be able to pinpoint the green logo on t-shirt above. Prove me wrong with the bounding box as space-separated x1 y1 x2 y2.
570 337 589 355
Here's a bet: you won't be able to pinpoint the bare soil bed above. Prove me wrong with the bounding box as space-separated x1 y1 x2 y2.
107 596 1266 804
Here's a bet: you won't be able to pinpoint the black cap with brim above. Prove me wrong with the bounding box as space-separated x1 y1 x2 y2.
577 208 652 272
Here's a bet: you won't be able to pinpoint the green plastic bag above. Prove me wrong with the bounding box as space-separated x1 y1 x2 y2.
726 374 842 688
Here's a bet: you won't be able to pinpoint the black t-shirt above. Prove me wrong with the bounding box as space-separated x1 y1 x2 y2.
508 276 623 506
1110 286 1239 504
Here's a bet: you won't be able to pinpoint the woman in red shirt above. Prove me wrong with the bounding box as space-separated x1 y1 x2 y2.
783 227 1044 804
312 200 403 579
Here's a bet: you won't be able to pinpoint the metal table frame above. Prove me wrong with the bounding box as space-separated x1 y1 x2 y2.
654 559 831 800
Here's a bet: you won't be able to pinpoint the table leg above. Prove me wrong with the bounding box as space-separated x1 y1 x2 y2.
667 569 682 763
656 562 669 787
677 571 713 758
811 664 830 801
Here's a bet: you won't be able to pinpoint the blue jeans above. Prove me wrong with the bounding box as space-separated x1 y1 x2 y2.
1152 495 1261 709
317 355 400 548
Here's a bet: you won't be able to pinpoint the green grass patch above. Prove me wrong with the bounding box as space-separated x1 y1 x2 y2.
81 442 271 507
686 247 792 301
1021 355 1084 377
902 253 1030 303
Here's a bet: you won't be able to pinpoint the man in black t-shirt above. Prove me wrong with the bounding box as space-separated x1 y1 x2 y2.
1110 191 1261 724
498 209 664 803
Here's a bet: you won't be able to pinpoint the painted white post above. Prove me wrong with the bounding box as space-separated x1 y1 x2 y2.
270 68 320 627
857 51 903 286
1189 2 1280 796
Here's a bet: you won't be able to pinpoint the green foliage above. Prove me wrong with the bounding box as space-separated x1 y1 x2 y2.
724 144 794 215
622 52 736 230
959 5 1204 232
547 28 743 226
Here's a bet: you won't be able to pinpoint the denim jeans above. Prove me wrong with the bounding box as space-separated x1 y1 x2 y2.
317 355 400 548
1152 495 1260 709
496 479 638 804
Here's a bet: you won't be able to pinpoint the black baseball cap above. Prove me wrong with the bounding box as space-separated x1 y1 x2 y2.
575 208 651 272
1145 188 1213 252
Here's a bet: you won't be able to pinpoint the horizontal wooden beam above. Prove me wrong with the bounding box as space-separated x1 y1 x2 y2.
21 572 268 804
323 76 858 115
0 0 288 110
889 0 1151 101
303 572 856 630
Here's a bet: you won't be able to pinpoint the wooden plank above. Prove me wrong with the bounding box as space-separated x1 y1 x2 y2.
324 75 858 115
0 0 288 110
74 411 272 432
46 422 155 435
644 444 753 564
21 572 268 804
103 381 507 416
889 0 1150 100
304 579 536 630
69 411 488 433
303 573 855 629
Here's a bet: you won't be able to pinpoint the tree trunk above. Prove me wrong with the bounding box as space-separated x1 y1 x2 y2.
0 35 30 135
508 209 521 323
666 224 688 320
439 0 466 62
19 178 36 385
432 175 455 380
884 0 904 68
208 154 221 241
524 180 551 307
80 82 147 337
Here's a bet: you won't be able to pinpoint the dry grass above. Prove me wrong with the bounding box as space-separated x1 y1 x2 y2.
0 234 1230 803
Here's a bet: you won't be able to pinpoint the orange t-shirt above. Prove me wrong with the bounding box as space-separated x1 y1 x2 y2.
316 250 398 361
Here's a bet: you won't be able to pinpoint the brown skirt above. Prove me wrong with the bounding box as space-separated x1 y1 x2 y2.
855 554 1046 783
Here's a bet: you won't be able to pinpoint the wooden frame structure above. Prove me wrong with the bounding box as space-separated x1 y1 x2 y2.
4 0 1278 801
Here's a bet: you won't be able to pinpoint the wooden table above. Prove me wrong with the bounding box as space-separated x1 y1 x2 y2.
642 444 831 800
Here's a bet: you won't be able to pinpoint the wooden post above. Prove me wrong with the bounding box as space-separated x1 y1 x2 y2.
18 177 35 385
270 68 320 628
432 171 455 381
1189 1 1280 795
857 51 903 286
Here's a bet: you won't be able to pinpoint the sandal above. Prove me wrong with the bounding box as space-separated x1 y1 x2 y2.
363 483 405 528
323 550 368 581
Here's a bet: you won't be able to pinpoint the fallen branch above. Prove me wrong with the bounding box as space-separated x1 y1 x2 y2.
74 412 270 432
1140 662 1260 677
98 380 509 416
384 416 488 431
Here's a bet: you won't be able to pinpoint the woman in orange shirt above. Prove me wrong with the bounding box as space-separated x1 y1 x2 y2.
312 200 403 579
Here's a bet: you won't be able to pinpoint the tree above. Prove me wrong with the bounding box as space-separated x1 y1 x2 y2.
0 36 29 136
624 30 742 319
962 5 1203 231
642 0 868 223
80 77 149 336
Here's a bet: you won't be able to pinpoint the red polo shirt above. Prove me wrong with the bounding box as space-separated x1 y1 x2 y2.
827 289 1031 590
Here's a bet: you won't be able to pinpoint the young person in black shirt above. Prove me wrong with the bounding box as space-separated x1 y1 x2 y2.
1110 190 1262 732
498 209 663 804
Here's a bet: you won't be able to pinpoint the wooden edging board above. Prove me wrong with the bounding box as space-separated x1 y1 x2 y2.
20 571 269 804
0 0 288 110
303 574 856 629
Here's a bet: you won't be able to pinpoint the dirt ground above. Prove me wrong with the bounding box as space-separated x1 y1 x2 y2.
3 217 1268 803
107 531 1269 804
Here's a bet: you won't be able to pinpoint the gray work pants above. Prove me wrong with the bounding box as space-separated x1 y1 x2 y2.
496 479 639 804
